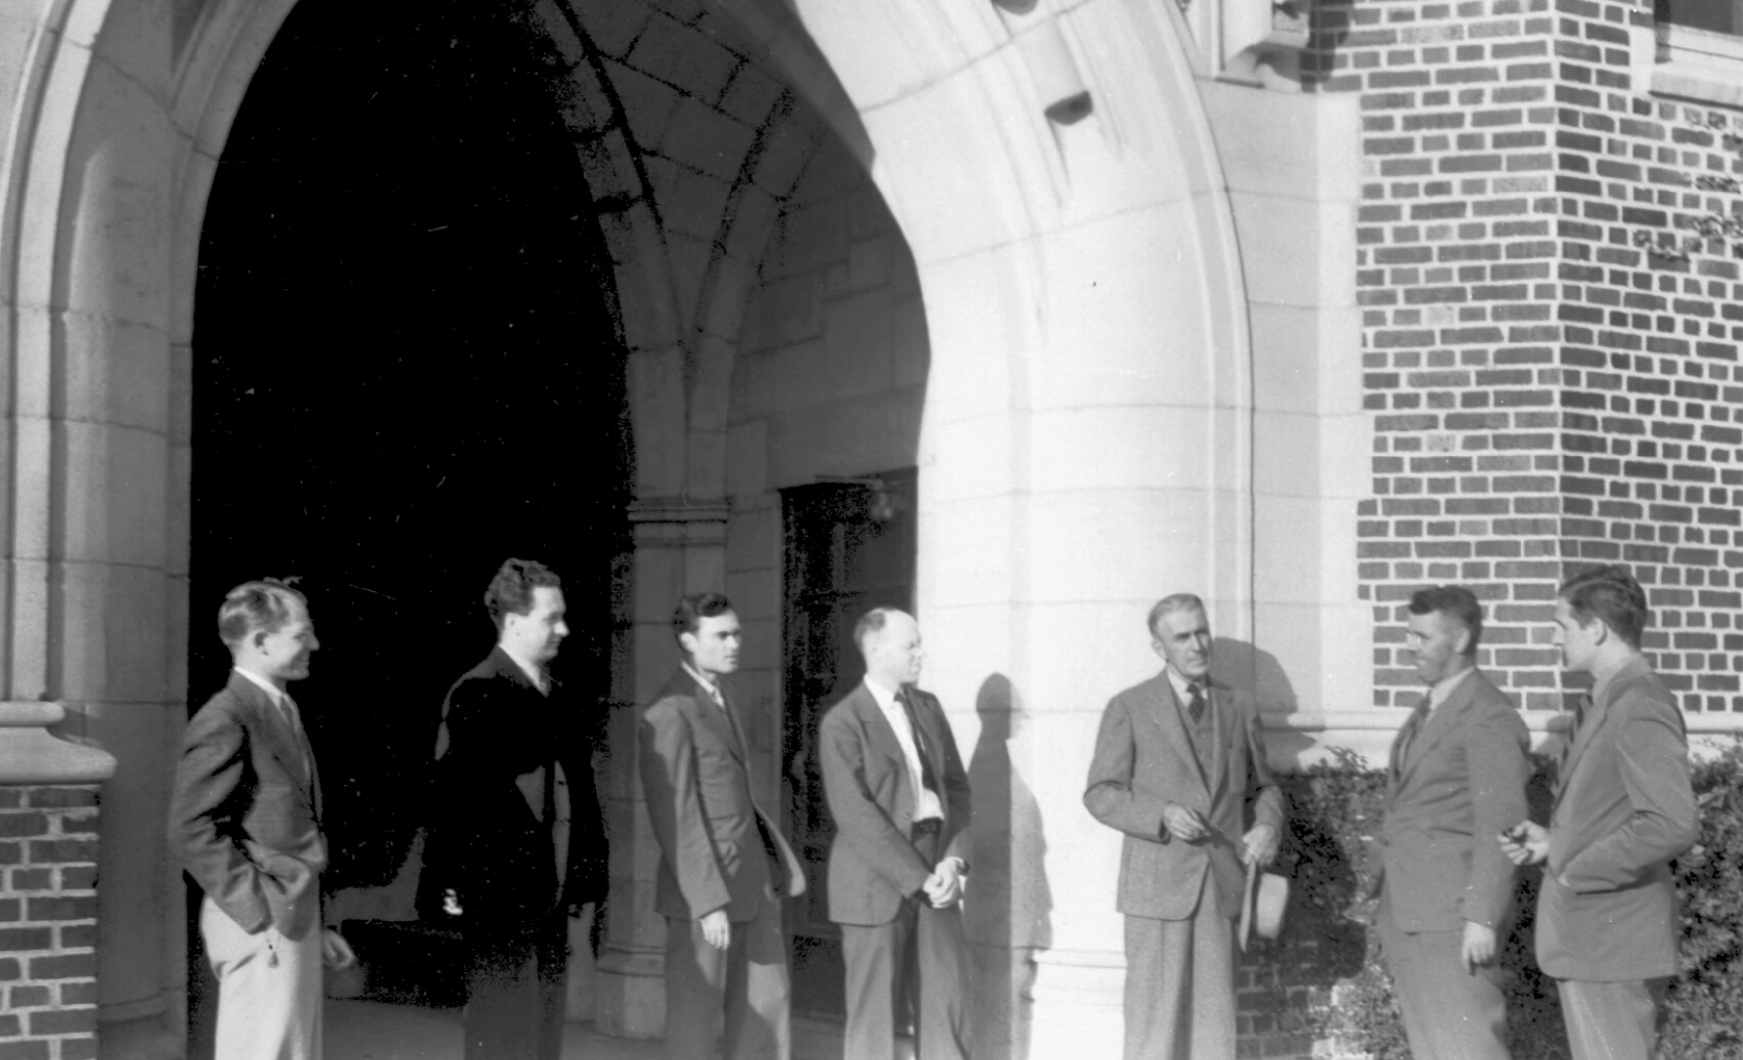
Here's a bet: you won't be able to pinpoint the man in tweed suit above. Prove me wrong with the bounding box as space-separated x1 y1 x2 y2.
1084 593 1284 1060
170 580 353 1060
1502 565 1699 1060
1373 585 1530 1060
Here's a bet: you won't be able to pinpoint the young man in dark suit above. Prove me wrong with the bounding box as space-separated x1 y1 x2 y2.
638 592 805 1060
1374 585 1530 1060
170 579 354 1060
1502 565 1698 1060
424 558 608 1060
820 607 973 1060
1083 593 1284 1060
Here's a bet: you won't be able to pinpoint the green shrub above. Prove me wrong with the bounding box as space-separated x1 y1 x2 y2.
1272 740 1743 1059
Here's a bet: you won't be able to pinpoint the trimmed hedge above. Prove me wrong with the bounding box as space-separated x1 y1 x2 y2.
1266 739 1743 1060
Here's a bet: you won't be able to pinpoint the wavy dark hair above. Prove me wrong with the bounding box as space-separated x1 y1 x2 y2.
1559 564 1649 648
483 558 561 630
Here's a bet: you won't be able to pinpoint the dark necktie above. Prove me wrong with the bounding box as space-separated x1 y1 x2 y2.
1187 683 1207 724
1394 694 1432 777
896 689 941 796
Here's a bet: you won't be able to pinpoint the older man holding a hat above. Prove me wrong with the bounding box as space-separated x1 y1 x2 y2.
1084 593 1285 1060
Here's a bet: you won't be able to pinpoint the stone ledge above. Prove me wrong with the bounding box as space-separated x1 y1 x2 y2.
0 704 118 785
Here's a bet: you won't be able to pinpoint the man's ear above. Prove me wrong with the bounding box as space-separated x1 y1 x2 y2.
251 629 268 652
1453 626 1473 656
1149 638 1166 661
1588 617 1611 646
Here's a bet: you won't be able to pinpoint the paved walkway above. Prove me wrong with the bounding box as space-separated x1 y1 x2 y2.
325 1000 664 1060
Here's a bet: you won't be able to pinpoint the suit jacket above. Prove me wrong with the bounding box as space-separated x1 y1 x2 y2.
820 682 972 927
170 671 328 941
1374 669 1531 932
1083 673 1285 921
421 648 608 931
639 670 805 922
1536 657 1697 981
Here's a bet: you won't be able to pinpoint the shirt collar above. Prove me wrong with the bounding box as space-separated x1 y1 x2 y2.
232 666 285 708
681 661 722 702
1427 664 1477 710
863 674 903 712
498 642 546 691
1589 652 1641 709
1164 666 1205 704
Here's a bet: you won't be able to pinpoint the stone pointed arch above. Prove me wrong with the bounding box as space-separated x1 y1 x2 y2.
754 1 1259 1052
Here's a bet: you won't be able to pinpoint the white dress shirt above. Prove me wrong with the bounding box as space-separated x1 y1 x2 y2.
864 675 945 822
1164 667 1206 715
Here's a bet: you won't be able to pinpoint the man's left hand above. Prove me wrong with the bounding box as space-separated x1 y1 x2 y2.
321 928 356 970
1242 824 1280 867
1461 920 1496 971
924 858 965 908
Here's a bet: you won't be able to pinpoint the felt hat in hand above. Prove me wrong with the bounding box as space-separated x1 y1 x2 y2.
1239 859 1289 952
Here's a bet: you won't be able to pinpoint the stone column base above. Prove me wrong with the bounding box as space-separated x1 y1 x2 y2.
593 943 664 1039
1028 948 1126 1059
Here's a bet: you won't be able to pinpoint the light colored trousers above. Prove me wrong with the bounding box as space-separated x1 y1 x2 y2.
201 896 324 1060
1123 873 1237 1060
1558 977 1670 1060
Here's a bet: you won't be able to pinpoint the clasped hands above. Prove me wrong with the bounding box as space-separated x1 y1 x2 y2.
1162 804 1279 867
922 857 966 909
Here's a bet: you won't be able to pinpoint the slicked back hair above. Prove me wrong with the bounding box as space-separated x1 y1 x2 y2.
1146 593 1206 639
1560 564 1650 649
673 592 733 643
1408 585 1484 653
484 558 562 630
218 579 307 650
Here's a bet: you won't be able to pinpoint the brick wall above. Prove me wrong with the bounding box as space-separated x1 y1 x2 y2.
1308 0 1743 715
0 786 100 1060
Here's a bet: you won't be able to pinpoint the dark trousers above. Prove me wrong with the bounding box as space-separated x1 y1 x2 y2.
839 826 970 1060
463 910 569 1060
663 881 792 1060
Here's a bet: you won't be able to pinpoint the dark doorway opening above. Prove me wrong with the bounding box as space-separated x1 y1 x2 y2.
188 0 628 1050
779 470 917 1023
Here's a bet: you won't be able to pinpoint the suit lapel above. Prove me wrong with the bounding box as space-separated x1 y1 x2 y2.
1206 683 1228 802
229 673 315 814
1396 672 1477 789
855 686 913 801
1150 678 1210 796
1554 662 1648 806
686 675 745 764
909 690 947 782
715 683 751 764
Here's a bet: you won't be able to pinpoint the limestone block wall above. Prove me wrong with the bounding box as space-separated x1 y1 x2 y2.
727 125 928 761
1309 0 1743 718
0 785 102 1060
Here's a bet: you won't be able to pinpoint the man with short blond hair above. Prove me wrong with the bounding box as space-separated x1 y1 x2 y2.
821 607 973 1060
171 579 353 1060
